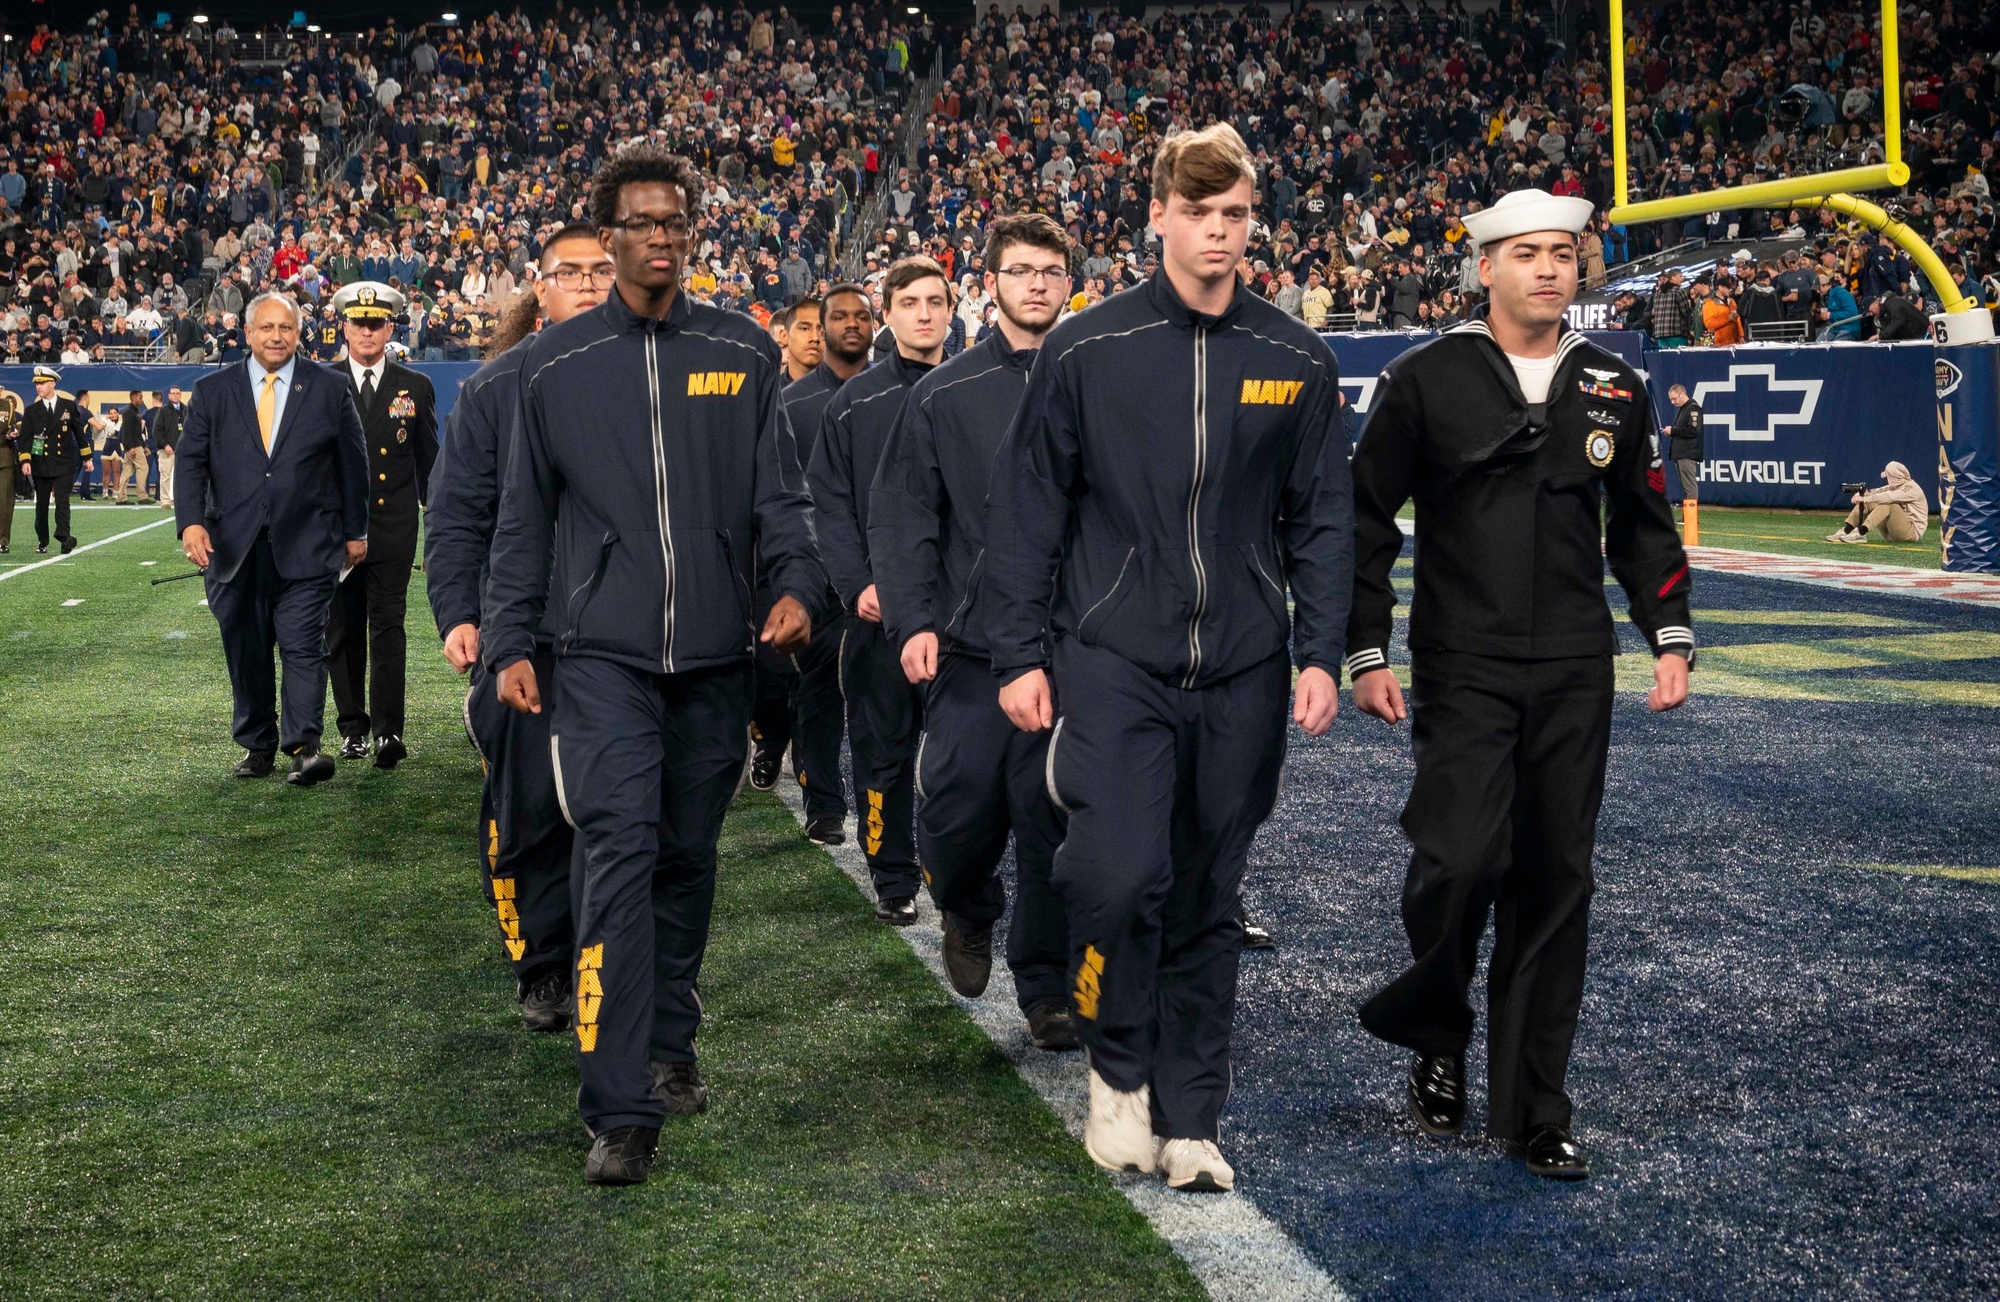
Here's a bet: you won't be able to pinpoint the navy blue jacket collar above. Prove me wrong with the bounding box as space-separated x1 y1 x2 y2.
1145 267 1247 331
602 283 694 334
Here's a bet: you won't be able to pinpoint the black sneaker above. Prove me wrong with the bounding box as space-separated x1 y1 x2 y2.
373 735 408 769
875 895 917 926
1026 1000 1079 1051
519 968 574 1033
584 1125 659 1185
805 815 845 846
1241 908 1275 950
338 735 371 760
286 746 336 787
650 1060 710 1116
749 748 782 791
232 749 276 779
941 914 993 998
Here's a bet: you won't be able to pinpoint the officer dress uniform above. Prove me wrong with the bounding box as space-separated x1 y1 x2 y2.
328 283 439 758
21 369 87 552
425 338 574 1011
986 271 1354 1142
1345 313 1694 1147
869 331 1070 1014
806 350 937 910
484 287 825 1139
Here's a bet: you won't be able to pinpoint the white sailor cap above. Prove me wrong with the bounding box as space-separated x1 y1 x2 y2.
1461 188 1595 251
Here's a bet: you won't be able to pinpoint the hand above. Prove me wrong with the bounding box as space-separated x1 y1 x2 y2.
901 630 939 684
760 594 812 653
497 659 541 714
1648 653 1689 713
443 622 479 674
856 583 882 624
1851 493 1863 505
999 667 1053 733
1292 665 1339 736
181 523 213 568
345 538 368 567
1352 667 1407 723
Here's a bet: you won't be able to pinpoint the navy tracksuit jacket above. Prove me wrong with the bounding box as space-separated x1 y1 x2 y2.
484 288 828 1134
985 272 1354 1138
424 340 573 997
869 331 1068 1012
806 350 935 900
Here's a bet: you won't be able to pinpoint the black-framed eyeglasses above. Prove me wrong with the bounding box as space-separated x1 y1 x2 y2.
607 214 693 241
996 266 1070 283
546 266 618 289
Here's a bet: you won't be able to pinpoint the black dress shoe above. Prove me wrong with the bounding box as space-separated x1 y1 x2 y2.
875 895 917 926
232 749 276 778
1515 1124 1591 1181
1026 1000 1080 1051
941 914 993 998
373 735 408 769
1241 907 1275 950
338 735 371 760
35 544 48 554
286 748 337 787
1409 1054 1466 1135
519 968 574 1034
584 1125 659 1185
59 534 77 555
805 815 845 846
650 1060 710 1116
748 748 782 791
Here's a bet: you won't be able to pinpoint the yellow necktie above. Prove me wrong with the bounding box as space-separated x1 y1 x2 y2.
258 372 278 454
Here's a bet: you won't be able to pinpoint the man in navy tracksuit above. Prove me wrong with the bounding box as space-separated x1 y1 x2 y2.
806 259 953 925
483 149 826 1186
986 125 1353 1193
424 223 613 1034
869 215 1075 1050
746 285 876 845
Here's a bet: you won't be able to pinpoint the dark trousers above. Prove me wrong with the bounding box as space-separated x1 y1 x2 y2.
1357 651 1613 1140
466 649 575 995
1046 638 1288 1140
32 474 72 547
551 655 752 1133
840 618 921 899
204 531 340 755
0 462 13 547
750 612 847 820
327 557 411 740
917 651 1070 1012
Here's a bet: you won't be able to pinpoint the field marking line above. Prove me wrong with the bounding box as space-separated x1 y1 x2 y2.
776 780 1347 1302
0 518 174 584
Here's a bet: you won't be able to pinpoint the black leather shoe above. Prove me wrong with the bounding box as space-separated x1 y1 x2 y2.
59 534 77 555
232 749 276 778
35 544 48 554
875 895 917 926
584 1125 659 1185
1409 1054 1466 1135
749 748 782 791
805 815 845 846
650 1060 710 1115
519 968 574 1033
1026 1000 1079 1051
338 735 370 760
286 747 337 787
373 735 408 769
941 914 993 998
1515 1124 1590 1180
1241 907 1275 950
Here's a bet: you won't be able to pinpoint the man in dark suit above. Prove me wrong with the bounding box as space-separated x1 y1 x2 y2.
20 365 88 554
327 281 438 768
176 292 370 785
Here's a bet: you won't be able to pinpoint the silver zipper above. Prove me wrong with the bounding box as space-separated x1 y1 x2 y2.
1077 547 1134 633
645 321 676 671
1252 543 1285 602
1043 717 1070 813
1183 326 1209 688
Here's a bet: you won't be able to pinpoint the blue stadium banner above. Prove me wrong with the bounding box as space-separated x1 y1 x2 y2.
1935 341 2000 573
1328 330 1646 418
1642 342 1937 509
0 363 486 422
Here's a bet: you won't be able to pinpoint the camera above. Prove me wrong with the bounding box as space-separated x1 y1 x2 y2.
1840 482 1867 496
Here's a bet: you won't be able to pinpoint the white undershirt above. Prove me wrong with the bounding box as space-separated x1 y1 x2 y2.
1505 351 1558 405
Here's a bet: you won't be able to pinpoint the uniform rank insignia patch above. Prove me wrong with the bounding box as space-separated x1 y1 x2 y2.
1587 407 1620 425
389 392 416 420
1585 429 1616 468
1580 380 1633 402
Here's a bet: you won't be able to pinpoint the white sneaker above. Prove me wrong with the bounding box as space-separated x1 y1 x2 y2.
1085 1068 1157 1173
1160 1138 1235 1193
1824 529 1856 543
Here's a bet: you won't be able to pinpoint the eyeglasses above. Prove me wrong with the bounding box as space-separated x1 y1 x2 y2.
996 266 1071 284
546 266 617 290
607 214 693 241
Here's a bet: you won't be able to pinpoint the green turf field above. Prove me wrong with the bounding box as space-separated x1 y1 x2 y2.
1678 505 1942 568
0 519 1202 1301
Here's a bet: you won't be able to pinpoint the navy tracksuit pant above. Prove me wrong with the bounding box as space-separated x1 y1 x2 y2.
1358 651 1612 1140
916 651 1069 1013
751 612 848 821
840 619 921 900
550 655 752 1133
206 530 338 756
1045 638 1289 1140
464 647 575 996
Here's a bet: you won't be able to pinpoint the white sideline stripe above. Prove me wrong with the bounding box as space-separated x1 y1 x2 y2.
775 780 1347 1302
0 518 174 583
